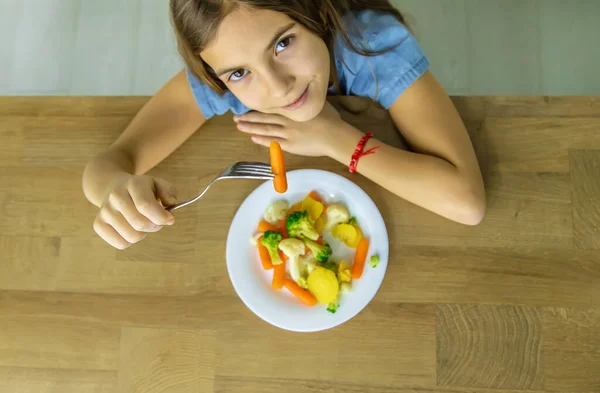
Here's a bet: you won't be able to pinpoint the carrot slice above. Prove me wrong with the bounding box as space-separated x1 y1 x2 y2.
272 259 286 289
283 279 317 306
270 141 287 193
257 237 274 270
308 191 322 203
351 238 370 279
258 221 278 233
316 236 324 245
280 217 289 238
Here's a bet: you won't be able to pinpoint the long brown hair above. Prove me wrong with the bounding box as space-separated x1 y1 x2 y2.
170 0 406 95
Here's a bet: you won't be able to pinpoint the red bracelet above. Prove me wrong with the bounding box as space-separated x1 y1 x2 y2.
349 132 380 173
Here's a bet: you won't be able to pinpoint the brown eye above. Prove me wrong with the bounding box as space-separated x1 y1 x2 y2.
229 69 248 81
275 36 293 54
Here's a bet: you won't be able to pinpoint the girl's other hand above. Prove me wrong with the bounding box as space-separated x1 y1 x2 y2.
234 101 348 157
93 174 178 249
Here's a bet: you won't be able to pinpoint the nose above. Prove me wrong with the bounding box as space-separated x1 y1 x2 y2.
262 65 294 99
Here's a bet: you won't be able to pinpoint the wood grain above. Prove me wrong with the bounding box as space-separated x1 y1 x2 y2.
376 246 600 308
216 303 436 387
0 316 120 370
437 304 543 389
542 307 600 392
117 327 216 393
484 118 600 172
0 235 61 291
0 367 116 393
570 150 600 250
1 96 600 392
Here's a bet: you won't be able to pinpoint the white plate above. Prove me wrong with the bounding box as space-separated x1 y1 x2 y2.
225 169 389 332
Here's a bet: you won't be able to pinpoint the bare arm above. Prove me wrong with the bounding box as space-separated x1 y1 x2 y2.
83 69 206 207
328 72 486 225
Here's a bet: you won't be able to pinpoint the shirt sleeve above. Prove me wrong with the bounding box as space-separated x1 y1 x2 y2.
338 11 430 109
185 68 250 119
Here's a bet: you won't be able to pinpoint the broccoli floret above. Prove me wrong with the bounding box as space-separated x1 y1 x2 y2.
286 211 320 241
261 230 283 265
303 238 332 263
369 255 380 268
348 216 358 225
327 303 339 313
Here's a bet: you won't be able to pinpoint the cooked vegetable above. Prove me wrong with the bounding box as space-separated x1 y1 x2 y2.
286 211 320 241
332 223 363 248
258 220 279 232
263 200 289 225
272 259 286 289
303 238 332 263
307 267 339 305
261 231 284 266
327 303 339 313
324 204 350 231
340 282 352 294
337 262 352 283
369 255 380 268
278 238 306 283
270 142 287 193
308 191 323 203
348 216 358 225
319 259 338 272
351 238 370 279
250 232 263 247
283 279 318 306
297 277 308 289
301 195 324 223
257 237 274 270
314 216 326 233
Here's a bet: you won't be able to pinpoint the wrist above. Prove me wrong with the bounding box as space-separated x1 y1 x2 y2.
326 121 364 164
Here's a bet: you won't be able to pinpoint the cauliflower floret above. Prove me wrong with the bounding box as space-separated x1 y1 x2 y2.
324 203 350 231
278 238 306 282
250 232 263 246
264 200 289 225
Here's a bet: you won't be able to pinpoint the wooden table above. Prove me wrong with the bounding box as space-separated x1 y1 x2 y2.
1 96 600 392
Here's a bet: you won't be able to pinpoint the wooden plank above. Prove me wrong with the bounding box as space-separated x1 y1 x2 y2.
437 304 543 389
451 96 600 121
542 307 600 392
0 235 60 291
380 171 572 248
0 316 120 370
0 367 116 393
0 167 96 237
214 377 549 393
117 327 216 393
0 96 148 117
0 290 258 332
376 246 600 308
0 127 23 166
570 150 600 249
484 118 600 172
215 304 436 388
56 236 216 295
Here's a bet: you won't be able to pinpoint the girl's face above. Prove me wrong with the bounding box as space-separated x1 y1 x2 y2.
200 7 331 122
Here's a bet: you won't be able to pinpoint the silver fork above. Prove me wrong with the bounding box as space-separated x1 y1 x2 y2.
166 161 274 211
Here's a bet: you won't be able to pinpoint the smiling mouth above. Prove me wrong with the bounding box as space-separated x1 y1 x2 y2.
282 86 309 111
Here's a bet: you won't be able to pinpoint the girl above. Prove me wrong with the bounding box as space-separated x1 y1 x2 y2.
83 0 486 250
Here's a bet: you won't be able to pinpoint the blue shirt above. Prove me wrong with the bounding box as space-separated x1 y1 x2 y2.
186 10 430 119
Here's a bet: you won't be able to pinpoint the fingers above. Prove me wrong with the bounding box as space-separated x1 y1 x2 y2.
93 218 131 250
153 178 179 207
108 190 163 233
236 121 287 138
101 208 147 244
128 177 175 226
234 111 286 125
251 135 287 149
